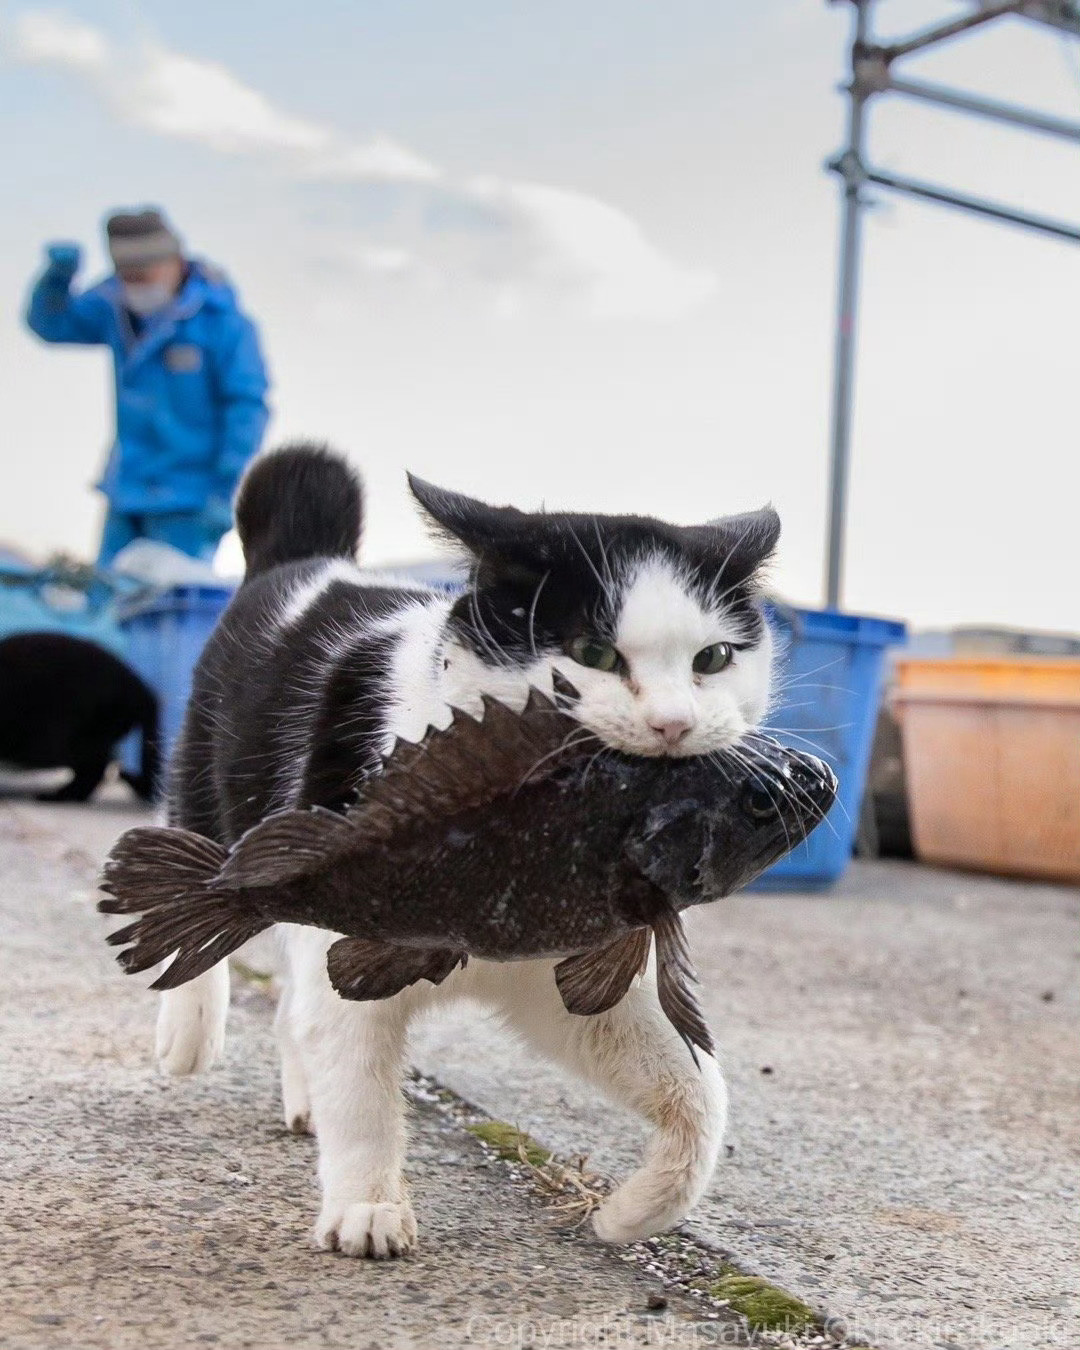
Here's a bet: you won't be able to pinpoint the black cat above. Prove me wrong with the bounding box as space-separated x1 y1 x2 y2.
0 632 159 802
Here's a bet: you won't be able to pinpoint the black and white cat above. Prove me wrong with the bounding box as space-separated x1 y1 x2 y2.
156 443 780 1258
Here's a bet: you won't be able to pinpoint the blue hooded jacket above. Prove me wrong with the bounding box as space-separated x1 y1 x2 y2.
26 253 270 516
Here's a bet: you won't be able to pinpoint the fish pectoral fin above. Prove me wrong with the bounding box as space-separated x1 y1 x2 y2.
554 928 652 1017
326 938 467 1002
651 903 715 1066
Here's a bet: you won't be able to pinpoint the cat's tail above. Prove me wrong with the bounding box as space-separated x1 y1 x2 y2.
98 826 271 990
235 441 364 578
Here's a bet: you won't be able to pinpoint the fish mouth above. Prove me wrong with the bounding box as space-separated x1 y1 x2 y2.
695 745 838 898
785 752 839 819
741 737 837 810
735 740 840 863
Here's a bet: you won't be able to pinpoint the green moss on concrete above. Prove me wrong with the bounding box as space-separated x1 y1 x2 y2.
466 1121 553 1168
707 1274 817 1333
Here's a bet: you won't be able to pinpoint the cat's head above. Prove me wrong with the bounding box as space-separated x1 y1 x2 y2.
410 476 779 757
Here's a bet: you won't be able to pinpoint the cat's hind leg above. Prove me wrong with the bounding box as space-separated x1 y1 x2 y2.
155 962 230 1075
274 975 312 1135
475 957 727 1245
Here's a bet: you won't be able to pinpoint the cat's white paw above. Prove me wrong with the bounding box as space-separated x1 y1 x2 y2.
592 1052 727 1245
155 998 223 1075
155 967 229 1076
591 1174 691 1245
313 1199 417 1258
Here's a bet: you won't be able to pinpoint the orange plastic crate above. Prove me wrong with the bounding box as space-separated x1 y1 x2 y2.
892 657 1080 882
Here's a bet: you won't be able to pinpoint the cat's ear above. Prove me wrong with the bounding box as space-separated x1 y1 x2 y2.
689 505 781 581
408 475 527 556
407 475 551 591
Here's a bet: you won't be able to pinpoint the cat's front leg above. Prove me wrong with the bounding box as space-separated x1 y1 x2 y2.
477 957 727 1244
284 930 420 1258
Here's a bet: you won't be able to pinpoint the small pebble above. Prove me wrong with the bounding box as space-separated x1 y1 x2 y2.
646 1292 667 1312
760 1065 775 1076
1041 989 1055 1002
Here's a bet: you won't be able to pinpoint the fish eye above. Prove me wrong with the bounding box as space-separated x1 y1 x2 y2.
742 780 778 820
568 636 623 673
693 642 733 675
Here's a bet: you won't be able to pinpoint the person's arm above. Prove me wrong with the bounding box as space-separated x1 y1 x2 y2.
25 243 109 345
211 311 270 508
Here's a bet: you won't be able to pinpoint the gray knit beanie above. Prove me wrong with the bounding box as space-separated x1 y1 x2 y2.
105 208 183 268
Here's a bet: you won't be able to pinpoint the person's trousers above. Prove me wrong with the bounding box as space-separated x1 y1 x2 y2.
97 508 225 568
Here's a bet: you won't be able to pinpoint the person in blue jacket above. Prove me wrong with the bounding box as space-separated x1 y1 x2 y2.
26 208 270 566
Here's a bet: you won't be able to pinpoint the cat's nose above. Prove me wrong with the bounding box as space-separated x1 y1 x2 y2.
649 716 693 747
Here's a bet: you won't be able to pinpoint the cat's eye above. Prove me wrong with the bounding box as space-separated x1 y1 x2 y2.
568 636 622 673
693 642 733 675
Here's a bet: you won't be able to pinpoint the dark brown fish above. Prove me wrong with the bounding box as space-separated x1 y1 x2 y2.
99 688 836 1057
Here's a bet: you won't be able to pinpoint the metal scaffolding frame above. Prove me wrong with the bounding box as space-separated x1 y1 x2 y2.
823 0 1080 609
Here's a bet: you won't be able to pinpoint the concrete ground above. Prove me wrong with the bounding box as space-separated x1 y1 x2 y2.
2 787 1078 1350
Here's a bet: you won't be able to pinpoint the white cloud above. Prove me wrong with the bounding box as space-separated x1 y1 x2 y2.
10 10 103 67
6 9 716 319
487 180 716 320
9 9 436 176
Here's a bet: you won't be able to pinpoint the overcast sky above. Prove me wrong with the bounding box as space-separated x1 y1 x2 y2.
1 0 1077 631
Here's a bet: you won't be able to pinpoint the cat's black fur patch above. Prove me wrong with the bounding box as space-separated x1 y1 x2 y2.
408 475 778 667
0 632 159 802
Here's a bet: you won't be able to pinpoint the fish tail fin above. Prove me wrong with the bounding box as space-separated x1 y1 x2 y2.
98 826 266 989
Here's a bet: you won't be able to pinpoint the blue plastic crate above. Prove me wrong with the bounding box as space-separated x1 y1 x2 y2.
0 562 130 657
751 605 907 890
117 584 235 776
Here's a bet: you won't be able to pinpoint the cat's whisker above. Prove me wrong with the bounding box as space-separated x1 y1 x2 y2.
526 571 550 662
564 523 608 595
518 729 602 787
467 590 514 670
591 518 619 605
761 723 853 745
773 657 847 692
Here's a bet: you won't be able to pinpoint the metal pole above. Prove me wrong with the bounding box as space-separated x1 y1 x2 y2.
884 73 1080 143
862 166 1080 243
882 1 1022 58
824 0 872 610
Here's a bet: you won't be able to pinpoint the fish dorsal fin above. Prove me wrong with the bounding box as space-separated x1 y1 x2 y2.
218 685 590 891
343 684 590 838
